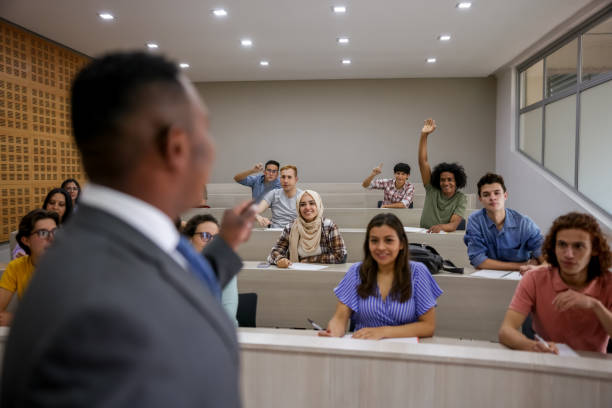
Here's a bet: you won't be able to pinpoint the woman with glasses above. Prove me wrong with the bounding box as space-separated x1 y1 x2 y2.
0 209 59 326
61 178 81 208
11 188 73 260
183 214 238 325
268 190 347 268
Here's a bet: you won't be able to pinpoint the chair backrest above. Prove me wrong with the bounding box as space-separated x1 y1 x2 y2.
237 292 258 327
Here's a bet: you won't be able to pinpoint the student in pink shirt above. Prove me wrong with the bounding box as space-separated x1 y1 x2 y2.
499 212 612 353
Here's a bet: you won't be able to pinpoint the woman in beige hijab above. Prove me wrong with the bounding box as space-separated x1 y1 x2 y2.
268 190 347 267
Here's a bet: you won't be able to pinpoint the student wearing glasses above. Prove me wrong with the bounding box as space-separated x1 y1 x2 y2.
233 160 281 201
183 214 238 325
61 178 81 208
1 209 59 326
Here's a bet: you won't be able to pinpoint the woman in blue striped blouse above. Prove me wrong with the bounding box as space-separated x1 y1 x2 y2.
320 213 443 340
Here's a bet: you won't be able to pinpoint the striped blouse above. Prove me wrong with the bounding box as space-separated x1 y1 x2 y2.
334 261 443 331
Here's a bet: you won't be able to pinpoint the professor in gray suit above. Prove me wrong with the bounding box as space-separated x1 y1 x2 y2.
1 52 255 407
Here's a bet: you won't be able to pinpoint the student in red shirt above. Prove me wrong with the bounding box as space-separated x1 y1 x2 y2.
499 212 612 353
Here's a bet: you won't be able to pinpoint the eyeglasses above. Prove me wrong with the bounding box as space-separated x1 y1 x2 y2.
64 187 79 192
195 231 214 241
31 228 57 239
264 169 279 174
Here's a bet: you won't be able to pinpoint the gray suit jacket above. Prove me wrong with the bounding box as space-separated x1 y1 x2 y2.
1 204 243 407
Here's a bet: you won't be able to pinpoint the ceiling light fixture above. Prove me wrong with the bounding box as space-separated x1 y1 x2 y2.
333 6 347 14
260 60 269 66
438 34 451 41
427 58 437 63
457 2 472 9
179 63 190 69
212 8 228 17
241 39 253 47
342 59 351 65
98 12 114 20
337 37 350 44
146 43 159 49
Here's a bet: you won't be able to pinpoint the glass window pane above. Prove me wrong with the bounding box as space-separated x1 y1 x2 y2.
582 17 612 82
520 60 543 108
578 79 612 213
544 95 576 185
546 40 577 97
519 108 542 163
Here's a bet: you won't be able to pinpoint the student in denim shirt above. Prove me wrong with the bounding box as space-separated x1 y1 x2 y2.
233 160 281 201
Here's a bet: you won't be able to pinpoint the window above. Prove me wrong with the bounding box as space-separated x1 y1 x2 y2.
517 10 612 215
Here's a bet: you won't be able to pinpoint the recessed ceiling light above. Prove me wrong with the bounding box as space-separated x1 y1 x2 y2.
342 59 351 65
98 12 114 20
146 43 159 49
260 60 269 67
337 37 350 45
212 8 228 17
438 34 451 41
179 63 190 69
241 39 253 47
333 6 347 14
457 2 472 9
427 58 437 63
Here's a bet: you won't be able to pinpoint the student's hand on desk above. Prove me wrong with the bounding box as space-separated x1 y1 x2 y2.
421 118 437 135
351 327 386 340
519 264 539 275
0 311 14 326
219 200 256 251
318 319 345 337
276 258 292 268
528 340 559 354
256 215 271 227
427 224 444 233
553 290 596 312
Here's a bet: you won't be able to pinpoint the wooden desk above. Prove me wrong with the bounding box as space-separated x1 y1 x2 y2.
237 262 519 341
207 182 428 195
238 328 612 408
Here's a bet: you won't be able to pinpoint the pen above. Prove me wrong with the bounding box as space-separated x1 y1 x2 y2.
534 333 551 350
307 318 324 331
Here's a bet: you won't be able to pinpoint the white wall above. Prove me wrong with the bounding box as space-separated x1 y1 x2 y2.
494 0 612 235
195 78 496 193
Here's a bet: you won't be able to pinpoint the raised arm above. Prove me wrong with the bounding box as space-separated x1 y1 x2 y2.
233 162 263 183
418 119 436 186
362 163 383 188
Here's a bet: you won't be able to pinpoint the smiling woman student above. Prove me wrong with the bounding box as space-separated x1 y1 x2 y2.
319 213 443 340
267 190 347 267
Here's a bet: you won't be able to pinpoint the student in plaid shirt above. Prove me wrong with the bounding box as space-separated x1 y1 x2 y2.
361 162 415 208
268 190 347 267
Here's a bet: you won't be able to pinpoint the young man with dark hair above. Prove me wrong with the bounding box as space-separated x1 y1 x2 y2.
255 165 302 228
361 162 415 208
417 118 468 232
234 159 281 200
499 212 612 353
463 172 544 270
2 51 254 407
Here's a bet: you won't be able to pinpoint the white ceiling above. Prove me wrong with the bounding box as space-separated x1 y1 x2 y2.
0 0 594 82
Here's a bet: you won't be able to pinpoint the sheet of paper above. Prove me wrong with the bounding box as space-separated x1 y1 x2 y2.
342 333 418 343
471 269 510 279
288 263 328 271
502 271 522 280
556 343 579 357
404 227 427 233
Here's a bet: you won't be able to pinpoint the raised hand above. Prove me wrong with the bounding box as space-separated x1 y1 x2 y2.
253 162 264 172
421 118 437 135
372 163 383 175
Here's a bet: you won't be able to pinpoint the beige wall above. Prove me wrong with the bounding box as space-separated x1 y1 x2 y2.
194 78 496 193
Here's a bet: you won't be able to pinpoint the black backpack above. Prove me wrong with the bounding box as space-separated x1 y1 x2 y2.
409 243 464 275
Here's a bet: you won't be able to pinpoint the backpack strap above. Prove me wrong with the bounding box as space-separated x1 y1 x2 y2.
441 259 464 274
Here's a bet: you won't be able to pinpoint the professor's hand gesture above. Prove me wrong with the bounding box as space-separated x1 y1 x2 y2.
421 118 436 135
219 200 256 251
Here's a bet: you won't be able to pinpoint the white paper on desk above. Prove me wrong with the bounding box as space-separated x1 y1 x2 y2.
342 333 418 343
265 228 283 232
403 227 447 234
556 343 579 357
471 269 511 279
502 272 522 280
288 263 328 271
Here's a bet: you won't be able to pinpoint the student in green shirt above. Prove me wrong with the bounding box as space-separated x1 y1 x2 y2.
417 118 468 233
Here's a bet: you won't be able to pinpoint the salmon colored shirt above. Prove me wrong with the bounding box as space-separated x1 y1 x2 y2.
509 265 612 353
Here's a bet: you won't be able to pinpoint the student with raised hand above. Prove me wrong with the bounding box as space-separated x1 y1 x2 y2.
362 162 415 208
184 214 238 325
498 212 612 353
464 173 544 270
234 160 281 201
268 190 347 267
417 118 468 232
255 165 302 228
319 213 443 339
0 209 59 326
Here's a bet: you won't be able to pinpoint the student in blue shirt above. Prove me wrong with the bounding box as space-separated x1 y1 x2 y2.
233 160 281 200
464 173 544 270
319 213 443 340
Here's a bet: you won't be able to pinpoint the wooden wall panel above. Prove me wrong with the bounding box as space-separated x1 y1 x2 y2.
0 20 89 242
